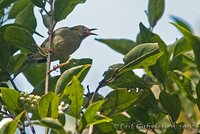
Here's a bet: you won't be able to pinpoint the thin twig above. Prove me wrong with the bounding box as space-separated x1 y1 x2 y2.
48 58 71 74
45 0 54 134
89 80 105 105
25 111 36 134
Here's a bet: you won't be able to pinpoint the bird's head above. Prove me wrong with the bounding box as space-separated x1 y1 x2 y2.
71 25 97 39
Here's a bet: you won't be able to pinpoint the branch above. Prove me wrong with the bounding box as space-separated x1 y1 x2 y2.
25 111 36 134
45 0 54 134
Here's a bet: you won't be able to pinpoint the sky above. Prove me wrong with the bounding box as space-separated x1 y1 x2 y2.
11 0 200 132
14 0 200 95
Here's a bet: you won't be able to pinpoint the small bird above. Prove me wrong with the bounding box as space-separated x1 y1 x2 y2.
28 25 97 63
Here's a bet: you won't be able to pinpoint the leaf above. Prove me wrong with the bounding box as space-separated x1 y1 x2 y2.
0 0 16 10
8 0 29 19
139 23 169 83
147 0 165 28
8 53 34 77
121 43 163 72
170 15 193 32
127 106 152 125
55 64 91 94
1 23 43 38
93 122 117 134
0 70 10 82
61 76 84 119
54 0 86 22
101 89 148 116
0 88 21 114
106 70 150 90
196 82 200 110
31 0 45 8
79 100 106 132
159 91 181 122
164 122 184 134
169 54 196 72
59 58 92 73
0 111 24 134
0 31 10 71
167 71 195 102
171 22 200 72
23 63 46 86
32 76 59 96
40 117 66 134
173 37 192 58
96 38 137 55
15 2 37 31
38 92 59 118
4 26 37 53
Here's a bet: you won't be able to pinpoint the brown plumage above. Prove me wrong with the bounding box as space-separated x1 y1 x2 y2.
28 25 97 63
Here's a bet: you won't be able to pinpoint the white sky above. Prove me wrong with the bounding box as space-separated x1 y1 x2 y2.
12 0 200 133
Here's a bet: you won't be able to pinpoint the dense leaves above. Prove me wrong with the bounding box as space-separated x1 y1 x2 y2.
0 0 199 133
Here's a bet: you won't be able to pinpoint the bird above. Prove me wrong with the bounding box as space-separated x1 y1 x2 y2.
28 25 97 63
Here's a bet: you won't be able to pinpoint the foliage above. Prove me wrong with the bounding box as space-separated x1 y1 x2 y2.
0 0 199 134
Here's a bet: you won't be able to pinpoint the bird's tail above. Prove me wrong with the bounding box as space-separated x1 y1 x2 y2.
27 53 47 63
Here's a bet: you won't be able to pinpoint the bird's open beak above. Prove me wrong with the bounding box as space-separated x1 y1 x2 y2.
89 28 98 35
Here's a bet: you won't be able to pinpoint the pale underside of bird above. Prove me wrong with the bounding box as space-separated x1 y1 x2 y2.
28 25 97 63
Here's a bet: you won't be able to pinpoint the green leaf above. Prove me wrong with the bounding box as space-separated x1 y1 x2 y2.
101 89 148 116
0 111 24 134
1 23 43 38
164 122 184 134
173 37 192 58
127 106 152 125
79 100 106 132
32 76 59 96
4 26 37 52
8 0 29 19
196 82 200 110
40 117 66 134
0 31 10 71
93 122 117 134
169 54 196 72
0 88 21 114
31 0 45 8
0 0 16 10
159 91 181 122
0 70 10 82
167 71 195 102
15 2 37 31
38 92 59 118
96 38 137 55
139 23 169 83
106 70 150 90
8 53 34 77
23 63 46 86
171 22 200 72
55 64 91 94
147 0 165 28
122 43 163 72
61 76 84 119
59 58 92 73
171 16 192 32
54 0 86 22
